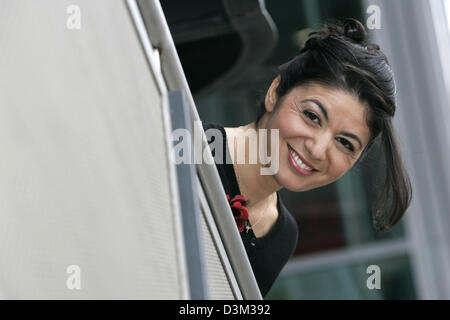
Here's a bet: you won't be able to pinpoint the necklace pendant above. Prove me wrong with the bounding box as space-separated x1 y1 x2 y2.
245 222 252 234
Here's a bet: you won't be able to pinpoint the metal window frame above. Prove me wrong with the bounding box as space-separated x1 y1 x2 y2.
126 0 190 299
197 175 243 299
133 0 262 300
168 90 209 299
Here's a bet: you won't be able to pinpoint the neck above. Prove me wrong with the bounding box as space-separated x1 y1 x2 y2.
227 119 282 209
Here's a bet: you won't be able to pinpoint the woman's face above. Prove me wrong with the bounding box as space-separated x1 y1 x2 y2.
263 78 371 192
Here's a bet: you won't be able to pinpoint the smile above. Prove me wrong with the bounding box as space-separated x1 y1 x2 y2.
287 144 318 176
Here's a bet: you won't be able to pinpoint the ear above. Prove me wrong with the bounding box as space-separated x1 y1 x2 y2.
264 75 280 113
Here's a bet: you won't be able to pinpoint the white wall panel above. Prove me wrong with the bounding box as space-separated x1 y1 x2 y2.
0 0 187 299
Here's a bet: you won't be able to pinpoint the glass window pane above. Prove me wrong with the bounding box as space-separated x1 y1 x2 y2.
266 254 416 299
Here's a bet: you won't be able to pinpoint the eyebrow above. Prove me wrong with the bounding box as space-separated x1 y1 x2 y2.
300 98 363 150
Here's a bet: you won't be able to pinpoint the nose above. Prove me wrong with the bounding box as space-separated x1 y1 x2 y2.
304 131 333 161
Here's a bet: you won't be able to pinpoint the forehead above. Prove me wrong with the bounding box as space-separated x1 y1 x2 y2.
287 83 371 144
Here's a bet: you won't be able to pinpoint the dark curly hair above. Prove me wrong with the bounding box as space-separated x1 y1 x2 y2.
256 18 412 233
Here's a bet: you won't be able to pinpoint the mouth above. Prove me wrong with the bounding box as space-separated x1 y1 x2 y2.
287 144 319 175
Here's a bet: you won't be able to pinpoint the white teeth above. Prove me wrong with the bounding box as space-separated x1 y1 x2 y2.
289 146 313 171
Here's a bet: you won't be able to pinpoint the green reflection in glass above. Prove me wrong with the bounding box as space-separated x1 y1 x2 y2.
266 254 416 300
335 152 406 247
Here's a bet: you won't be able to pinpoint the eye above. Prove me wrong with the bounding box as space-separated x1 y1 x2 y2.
303 110 321 125
336 137 355 152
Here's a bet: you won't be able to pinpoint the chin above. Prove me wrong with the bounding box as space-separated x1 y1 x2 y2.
281 173 331 193
291 185 317 193
276 172 310 192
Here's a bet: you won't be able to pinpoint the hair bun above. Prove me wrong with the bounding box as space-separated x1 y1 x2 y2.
343 18 366 44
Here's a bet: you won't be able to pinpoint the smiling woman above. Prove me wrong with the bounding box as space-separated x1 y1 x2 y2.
254 18 412 232
204 18 412 298
260 81 372 193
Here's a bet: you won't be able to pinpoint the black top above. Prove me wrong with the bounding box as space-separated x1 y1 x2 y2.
202 122 299 297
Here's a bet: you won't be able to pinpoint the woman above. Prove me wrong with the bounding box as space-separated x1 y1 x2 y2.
202 18 412 297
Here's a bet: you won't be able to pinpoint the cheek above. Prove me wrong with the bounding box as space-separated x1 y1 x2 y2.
273 114 307 145
265 113 292 153
328 156 353 180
